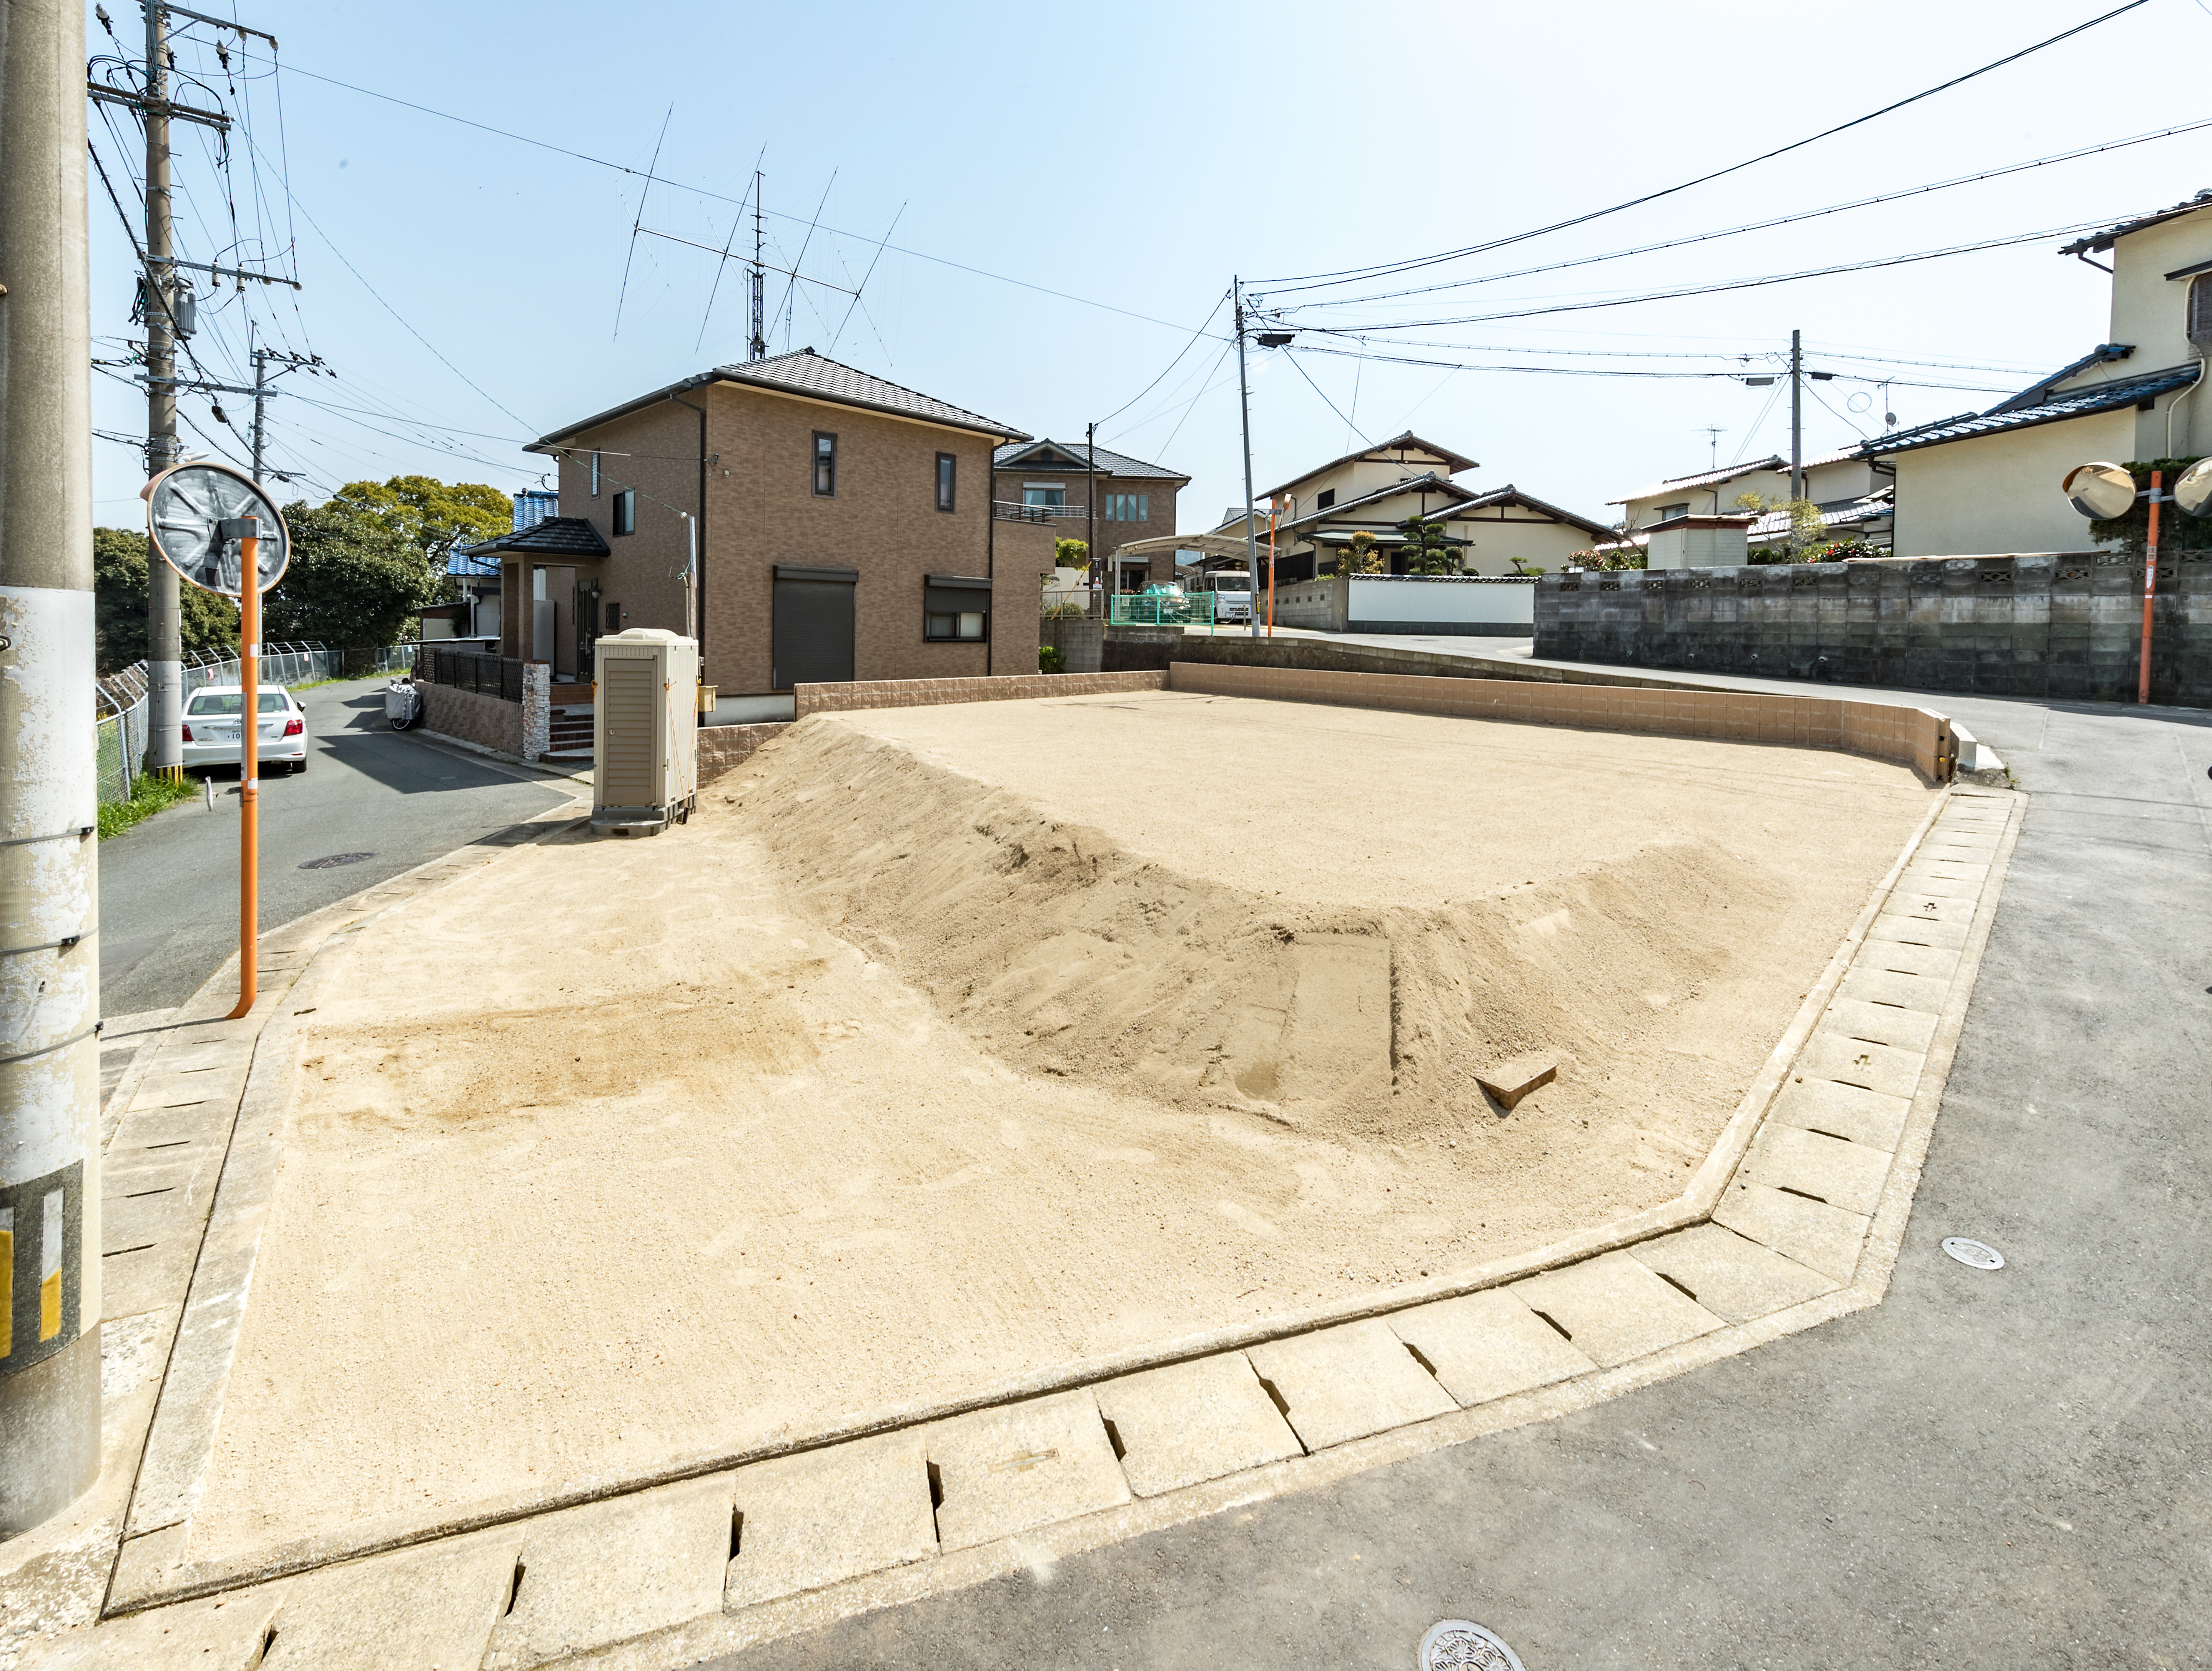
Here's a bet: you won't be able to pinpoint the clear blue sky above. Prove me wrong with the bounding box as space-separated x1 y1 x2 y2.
86 0 2212 534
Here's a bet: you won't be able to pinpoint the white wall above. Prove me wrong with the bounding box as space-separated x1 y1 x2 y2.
1346 574 1535 626
1890 406 2135 557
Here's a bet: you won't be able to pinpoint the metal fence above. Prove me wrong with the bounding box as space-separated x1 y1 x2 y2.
1107 591 1217 627
93 641 379 807
417 646 526 703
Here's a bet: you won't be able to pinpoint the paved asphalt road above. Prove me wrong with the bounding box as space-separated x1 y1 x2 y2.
97 676 573 1016
723 687 2212 1669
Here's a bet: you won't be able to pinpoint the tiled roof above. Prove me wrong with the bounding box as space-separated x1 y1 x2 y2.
1449 484 1618 540
460 517 611 559
531 351 1028 451
2058 190 2212 256
712 350 1028 439
1746 488 1894 543
1860 362 2203 458
993 439 1189 480
1280 471 1477 531
1610 450 1861 506
1986 343 2134 413
1260 431 1479 499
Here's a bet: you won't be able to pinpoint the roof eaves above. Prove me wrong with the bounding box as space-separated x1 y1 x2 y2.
1863 363 2202 457
2057 190 2212 256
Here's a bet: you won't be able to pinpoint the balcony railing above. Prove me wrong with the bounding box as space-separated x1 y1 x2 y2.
993 499 1088 523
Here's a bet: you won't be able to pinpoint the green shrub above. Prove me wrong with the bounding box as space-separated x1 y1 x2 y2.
1038 645 1064 674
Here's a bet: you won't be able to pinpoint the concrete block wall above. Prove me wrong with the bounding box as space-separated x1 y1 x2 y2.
412 680 523 757
1535 551 2212 706
793 671 1168 717
1164 662 1954 782
1039 616 1104 674
697 721 793 784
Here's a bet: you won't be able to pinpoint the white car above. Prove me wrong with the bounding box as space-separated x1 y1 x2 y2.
180 684 310 775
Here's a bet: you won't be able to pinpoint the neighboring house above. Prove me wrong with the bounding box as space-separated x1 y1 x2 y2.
1863 191 2212 558
480 349 1030 696
1242 432 1612 579
1610 451 1893 554
990 439 1189 591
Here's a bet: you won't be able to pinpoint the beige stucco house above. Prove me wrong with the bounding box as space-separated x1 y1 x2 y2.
1610 451 1893 555
1242 432 1613 579
1864 191 2212 558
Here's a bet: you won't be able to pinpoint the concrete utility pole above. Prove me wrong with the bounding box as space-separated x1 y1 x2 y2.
1086 421 1098 599
1 0 105 1533
143 0 183 777
1789 328 1804 504
1235 278 1261 638
250 345 266 479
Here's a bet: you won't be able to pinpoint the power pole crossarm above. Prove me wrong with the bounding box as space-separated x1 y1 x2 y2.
1 0 106 1533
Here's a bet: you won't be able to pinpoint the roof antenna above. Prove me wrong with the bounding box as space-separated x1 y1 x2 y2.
748 166 767 361
1700 425 1725 468
828 201 905 359
697 146 767 355
613 105 675 341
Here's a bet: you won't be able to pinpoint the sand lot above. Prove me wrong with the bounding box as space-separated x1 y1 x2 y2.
186 692 1932 1566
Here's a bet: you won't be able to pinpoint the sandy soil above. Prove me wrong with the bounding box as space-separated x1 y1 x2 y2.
186 692 1931 1566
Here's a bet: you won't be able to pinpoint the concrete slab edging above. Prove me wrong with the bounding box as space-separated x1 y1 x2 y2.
95 781 1977 1628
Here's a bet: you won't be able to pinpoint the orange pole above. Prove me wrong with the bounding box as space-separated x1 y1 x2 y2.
226 541 260 1020
1266 499 1277 637
2138 468 2161 706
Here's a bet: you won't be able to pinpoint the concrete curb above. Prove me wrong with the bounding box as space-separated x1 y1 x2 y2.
95 781 1971 1621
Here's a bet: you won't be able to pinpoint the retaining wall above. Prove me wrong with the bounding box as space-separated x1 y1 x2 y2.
697 722 793 784
413 681 522 757
1166 661 1954 782
793 671 1168 717
1535 550 2212 706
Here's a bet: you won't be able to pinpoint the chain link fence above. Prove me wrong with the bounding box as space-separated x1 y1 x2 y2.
93 642 419 806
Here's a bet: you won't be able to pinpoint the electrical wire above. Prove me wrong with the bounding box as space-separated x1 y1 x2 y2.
1251 0 2152 293
1280 350 1371 448
1285 342 2013 393
1096 290 1231 428
1267 112 2212 311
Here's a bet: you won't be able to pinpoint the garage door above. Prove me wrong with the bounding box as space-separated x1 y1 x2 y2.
772 565 857 689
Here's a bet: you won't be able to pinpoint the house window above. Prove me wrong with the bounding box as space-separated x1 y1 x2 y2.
1023 484 1066 507
935 452 957 513
923 576 990 641
2191 274 2212 346
1316 488 1336 509
612 489 636 536
604 601 622 632
813 432 837 497
590 451 600 498
1656 502 1690 521
1105 493 1150 522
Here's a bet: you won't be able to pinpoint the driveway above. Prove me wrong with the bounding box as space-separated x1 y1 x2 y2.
97 676 575 1017
719 686 2212 1669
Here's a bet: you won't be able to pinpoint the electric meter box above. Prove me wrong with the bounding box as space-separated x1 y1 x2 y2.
591 629 699 836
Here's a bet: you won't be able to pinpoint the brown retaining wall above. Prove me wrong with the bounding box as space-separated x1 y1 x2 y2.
793 671 1168 717
412 680 522 757
697 722 793 784
1165 661 1955 782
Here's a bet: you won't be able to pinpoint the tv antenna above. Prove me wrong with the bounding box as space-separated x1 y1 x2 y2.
1699 426 1725 469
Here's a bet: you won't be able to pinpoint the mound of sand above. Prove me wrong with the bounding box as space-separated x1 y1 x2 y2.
737 714 1801 1145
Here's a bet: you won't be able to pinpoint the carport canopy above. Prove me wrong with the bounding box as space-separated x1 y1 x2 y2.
1108 533 1256 563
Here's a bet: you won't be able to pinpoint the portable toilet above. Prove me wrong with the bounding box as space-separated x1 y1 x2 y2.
591 629 699 835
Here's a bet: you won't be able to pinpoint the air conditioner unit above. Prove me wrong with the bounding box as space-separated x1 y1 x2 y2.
591 628 699 836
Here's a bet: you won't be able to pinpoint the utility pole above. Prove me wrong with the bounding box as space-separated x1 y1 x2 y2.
747 168 765 363
250 342 266 479
2 0 105 1534
143 0 183 779
1086 421 1098 601
1790 328 1804 504
1235 277 1261 639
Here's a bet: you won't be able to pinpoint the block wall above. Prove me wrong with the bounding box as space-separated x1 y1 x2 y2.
411 681 523 757
793 671 1168 717
1535 551 2212 706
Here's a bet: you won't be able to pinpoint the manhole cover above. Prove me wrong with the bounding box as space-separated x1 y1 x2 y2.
1942 1236 2005 1270
1420 1620 1525 1671
298 852 375 870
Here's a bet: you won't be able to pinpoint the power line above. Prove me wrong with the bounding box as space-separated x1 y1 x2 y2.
236 50 1222 343
1299 216 2119 332
1269 112 2212 312
1285 342 2014 393
1251 0 2152 294
1096 289 1231 428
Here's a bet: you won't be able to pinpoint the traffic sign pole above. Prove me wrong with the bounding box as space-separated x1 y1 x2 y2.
226 534 260 1020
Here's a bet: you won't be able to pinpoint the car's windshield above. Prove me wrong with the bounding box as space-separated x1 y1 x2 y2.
185 691 288 715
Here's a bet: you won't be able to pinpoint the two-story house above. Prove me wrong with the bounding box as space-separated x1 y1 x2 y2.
1864 191 2211 557
1243 432 1613 579
473 350 1031 704
1610 452 1893 555
989 439 1190 591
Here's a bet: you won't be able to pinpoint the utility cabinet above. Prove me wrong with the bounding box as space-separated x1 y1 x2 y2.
591 628 698 836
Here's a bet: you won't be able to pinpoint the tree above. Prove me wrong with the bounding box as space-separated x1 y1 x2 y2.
92 526 238 674
1395 515 1462 575
330 476 511 572
263 495 441 648
1735 491 1826 561
1053 536 1089 571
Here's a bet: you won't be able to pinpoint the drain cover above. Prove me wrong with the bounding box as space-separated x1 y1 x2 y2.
1942 1236 2005 1270
1420 1620 1525 1671
298 852 375 870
